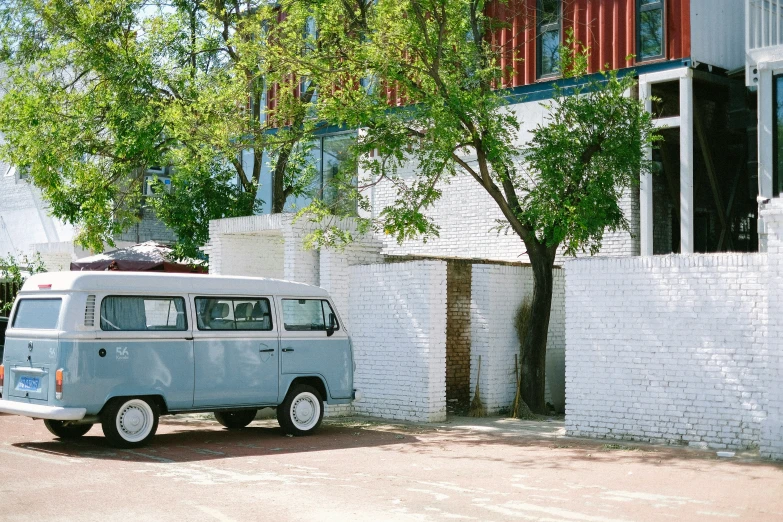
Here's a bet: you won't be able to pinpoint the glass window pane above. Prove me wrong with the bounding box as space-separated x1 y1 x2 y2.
539 0 559 20
321 300 339 330
196 298 235 330
284 139 321 212
322 134 357 213
100 296 187 331
775 75 783 196
233 299 273 331
540 30 560 76
13 299 62 329
639 8 663 59
282 299 326 331
195 297 273 331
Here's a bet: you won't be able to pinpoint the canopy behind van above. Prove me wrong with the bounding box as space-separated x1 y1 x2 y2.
70 242 206 273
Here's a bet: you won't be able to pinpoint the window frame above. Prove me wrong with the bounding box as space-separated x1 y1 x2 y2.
636 0 666 62
99 295 189 332
536 0 562 79
194 296 275 332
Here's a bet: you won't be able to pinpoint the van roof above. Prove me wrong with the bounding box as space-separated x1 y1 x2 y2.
20 271 330 298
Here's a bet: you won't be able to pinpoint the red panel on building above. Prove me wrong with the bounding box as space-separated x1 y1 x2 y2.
485 0 690 89
266 0 692 112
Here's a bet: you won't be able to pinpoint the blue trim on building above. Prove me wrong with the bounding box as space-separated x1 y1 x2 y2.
265 58 692 134
504 58 692 104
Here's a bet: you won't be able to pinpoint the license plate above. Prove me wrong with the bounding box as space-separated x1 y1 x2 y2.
17 376 40 392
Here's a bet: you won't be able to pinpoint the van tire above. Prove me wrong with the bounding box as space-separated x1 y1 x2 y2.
44 420 93 440
214 409 257 429
277 384 324 436
101 397 159 448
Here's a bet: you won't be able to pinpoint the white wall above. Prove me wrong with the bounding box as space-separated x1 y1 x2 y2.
0 162 75 258
470 264 566 414
691 0 745 71
760 199 783 459
349 261 447 422
566 254 770 450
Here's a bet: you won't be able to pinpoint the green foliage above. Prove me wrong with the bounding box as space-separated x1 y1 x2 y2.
521 33 659 255
0 253 47 314
0 0 320 254
287 2 657 412
291 4 656 262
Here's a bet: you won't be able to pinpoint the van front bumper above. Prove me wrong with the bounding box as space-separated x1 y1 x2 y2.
0 399 86 421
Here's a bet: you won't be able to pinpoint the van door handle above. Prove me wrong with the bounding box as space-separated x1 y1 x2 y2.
282 348 294 352
259 348 274 353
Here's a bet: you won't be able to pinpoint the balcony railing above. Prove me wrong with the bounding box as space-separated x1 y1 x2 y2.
748 0 783 51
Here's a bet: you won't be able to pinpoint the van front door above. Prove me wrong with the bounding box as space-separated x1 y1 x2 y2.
191 296 279 407
278 298 353 399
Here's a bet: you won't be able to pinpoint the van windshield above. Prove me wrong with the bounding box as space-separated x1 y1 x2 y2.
13 298 62 329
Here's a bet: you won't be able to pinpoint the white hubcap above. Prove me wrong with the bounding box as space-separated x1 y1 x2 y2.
290 392 320 431
116 399 154 442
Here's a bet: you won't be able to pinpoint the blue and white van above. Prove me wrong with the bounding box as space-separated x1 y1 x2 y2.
0 272 357 448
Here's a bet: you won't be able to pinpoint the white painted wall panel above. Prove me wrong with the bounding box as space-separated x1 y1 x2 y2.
691 0 745 70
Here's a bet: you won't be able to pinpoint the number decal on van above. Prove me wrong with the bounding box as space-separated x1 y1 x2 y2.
116 347 129 360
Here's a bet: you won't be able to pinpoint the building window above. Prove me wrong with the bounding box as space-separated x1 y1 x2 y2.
637 0 665 61
774 74 783 197
284 132 358 214
537 0 561 78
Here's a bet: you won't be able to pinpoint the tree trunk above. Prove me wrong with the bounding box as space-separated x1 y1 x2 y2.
519 241 555 414
271 146 291 213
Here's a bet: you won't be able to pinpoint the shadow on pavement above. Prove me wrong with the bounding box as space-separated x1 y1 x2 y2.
12 418 416 464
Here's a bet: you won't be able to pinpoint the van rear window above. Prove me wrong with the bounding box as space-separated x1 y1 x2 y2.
100 296 187 331
13 299 62 329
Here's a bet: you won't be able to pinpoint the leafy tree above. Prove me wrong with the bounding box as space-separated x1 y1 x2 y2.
0 0 320 257
298 1 657 414
0 253 47 314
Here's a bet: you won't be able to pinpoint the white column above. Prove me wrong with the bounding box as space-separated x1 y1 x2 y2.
758 68 775 251
679 70 694 254
639 79 654 256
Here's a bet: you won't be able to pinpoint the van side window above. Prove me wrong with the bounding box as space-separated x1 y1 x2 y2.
282 299 339 332
100 296 187 331
195 297 273 331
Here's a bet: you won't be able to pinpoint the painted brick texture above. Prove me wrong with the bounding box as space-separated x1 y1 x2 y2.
349 261 447 422
470 264 566 414
760 199 783 459
565 254 769 450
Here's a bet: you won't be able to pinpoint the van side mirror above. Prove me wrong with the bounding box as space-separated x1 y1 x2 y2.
326 313 337 337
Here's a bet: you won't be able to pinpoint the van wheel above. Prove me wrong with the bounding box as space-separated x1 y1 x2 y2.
277 384 323 436
214 410 257 429
44 420 93 439
101 397 159 448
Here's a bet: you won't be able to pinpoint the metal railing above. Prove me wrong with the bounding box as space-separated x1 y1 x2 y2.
748 0 783 51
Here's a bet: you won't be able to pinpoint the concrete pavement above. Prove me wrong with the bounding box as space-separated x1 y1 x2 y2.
0 413 781 521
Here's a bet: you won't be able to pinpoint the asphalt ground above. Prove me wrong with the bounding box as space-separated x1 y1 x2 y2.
0 413 782 521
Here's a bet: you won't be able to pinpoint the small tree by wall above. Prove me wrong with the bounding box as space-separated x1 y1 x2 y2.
0 253 47 314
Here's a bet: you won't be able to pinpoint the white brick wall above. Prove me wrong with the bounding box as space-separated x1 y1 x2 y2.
761 199 783 459
348 261 447 422
320 243 384 333
565 254 770 450
470 264 566 414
